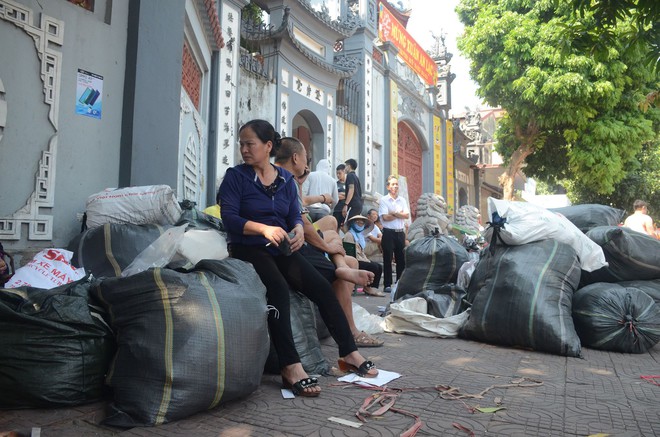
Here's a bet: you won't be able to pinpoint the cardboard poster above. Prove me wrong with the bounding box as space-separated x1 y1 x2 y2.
76 69 103 119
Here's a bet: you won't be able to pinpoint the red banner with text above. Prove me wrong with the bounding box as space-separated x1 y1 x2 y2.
378 1 438 86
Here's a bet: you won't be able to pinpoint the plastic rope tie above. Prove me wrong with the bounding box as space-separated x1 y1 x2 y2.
485 212 507 254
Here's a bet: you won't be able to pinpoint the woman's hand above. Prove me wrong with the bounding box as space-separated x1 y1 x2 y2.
263 225 289 247
289 225 305 253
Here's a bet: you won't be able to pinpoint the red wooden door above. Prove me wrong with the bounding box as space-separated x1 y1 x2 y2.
397 122 422 220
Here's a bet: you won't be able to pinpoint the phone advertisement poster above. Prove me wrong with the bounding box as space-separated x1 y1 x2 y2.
76 69 103 119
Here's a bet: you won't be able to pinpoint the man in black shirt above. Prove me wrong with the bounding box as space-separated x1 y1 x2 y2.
342 159 363 225
333 164 347 230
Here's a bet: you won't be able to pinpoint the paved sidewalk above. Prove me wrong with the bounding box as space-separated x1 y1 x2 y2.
2 294 659 436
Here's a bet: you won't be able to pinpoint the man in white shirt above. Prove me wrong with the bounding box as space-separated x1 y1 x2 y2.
378 175 410 293
301 159 338 222
623 199 656 236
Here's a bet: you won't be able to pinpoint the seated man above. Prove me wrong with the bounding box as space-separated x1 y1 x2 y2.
364 208 383 259
301 159 338 222
275 140 384 347
343 215 385 297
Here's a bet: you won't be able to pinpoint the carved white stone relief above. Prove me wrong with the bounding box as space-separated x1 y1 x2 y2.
0 0 63 240
363 52 373 193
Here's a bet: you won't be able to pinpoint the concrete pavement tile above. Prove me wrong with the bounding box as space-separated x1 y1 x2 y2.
617 375 660 405
516 353 568 382
486 420 571 437
0 403 107 434
630 404 660 437
419 413 490 436
565 371 627 401
563 397 640 436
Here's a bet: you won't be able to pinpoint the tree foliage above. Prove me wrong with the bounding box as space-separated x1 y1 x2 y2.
566 142 660 223
456 0 659 200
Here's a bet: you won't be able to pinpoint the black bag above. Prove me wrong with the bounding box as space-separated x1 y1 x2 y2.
618 279 660 304
549 204 625 233
395 285 467 318
394 233 469 300
461 239 582 357
94 259 269 427
573 282 660 353
67 223 167 277
0 278 114 408
581 226 660 286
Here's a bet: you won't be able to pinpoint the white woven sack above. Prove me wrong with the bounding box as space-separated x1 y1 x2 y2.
5 249 86 289
85 185 182 229
384 298 469 338
484 198 607 272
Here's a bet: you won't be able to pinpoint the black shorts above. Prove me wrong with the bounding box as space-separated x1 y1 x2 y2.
298 244 336 283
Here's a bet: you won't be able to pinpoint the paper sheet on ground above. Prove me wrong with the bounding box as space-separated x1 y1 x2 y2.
337 369 401 386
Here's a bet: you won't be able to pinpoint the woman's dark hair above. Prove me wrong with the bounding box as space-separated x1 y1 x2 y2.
239 119 282 157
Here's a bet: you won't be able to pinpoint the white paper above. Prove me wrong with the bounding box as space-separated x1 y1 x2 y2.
337 369 401 386
280 388 295 399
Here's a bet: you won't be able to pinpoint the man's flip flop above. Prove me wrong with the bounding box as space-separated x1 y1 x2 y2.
282 377 320 397
337 359 378 378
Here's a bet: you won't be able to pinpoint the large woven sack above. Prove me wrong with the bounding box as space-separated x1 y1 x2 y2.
85 185 182 229
462 239 582 357
618 279 660 304
573 282 660 353
0 278 114 408
483 198 607 272
68 223 167 277
94 259 269 427
581 226 660 286
549 204 625 233
394 233 469 300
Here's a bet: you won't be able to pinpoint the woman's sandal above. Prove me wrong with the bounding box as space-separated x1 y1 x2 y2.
353 331 384 347
282 377 321 397
337 359 378 378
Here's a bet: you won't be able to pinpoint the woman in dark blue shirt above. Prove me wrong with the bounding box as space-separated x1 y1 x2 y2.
219 120 377 397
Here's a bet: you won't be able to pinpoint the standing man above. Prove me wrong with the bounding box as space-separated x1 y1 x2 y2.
623 200 656 236
378 175 410 294
342 159 363 224
332 164 347 229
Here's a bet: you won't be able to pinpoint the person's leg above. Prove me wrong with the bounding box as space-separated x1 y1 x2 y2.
315 215 338 233
281 252 376 375
359 260 382 289
332 278 358 333
321 231 374 285
280 252 355 357
230 245 320 394
381 230 394 289
394 232 406 282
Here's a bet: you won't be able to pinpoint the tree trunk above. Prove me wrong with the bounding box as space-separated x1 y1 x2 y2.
498 122 540 200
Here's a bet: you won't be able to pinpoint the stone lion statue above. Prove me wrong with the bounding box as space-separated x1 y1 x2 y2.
454 205 482 234
407 193 451 242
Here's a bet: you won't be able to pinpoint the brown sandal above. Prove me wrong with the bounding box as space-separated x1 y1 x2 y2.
353 331 384 347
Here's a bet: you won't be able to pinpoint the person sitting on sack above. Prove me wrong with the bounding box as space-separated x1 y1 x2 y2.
343 215 385 297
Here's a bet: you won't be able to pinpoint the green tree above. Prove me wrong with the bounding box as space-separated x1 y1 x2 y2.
457 0 659 200
566 142 660 223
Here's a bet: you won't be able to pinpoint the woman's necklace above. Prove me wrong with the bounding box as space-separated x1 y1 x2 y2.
261 165 278 195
